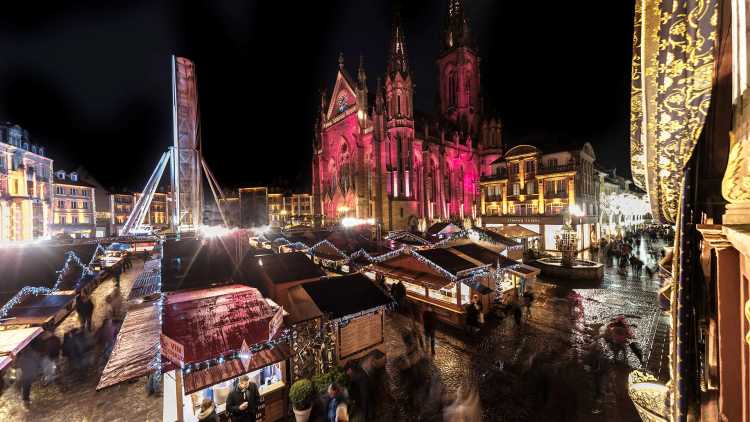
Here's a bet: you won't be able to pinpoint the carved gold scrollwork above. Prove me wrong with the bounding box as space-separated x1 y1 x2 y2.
722 131 750 204
745 298 750 346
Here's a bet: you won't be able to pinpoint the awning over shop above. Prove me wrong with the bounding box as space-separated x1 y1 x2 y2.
0 327 42 371
494 225 540 239
96 301 160 390
182 343 291 395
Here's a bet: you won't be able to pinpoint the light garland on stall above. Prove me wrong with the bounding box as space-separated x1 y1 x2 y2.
349 246 408 264
309 239 349 260
409 249 460 282
0 250 94 320
178 327 296 375
88 243 107 268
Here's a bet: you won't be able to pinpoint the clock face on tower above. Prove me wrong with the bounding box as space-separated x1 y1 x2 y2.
337 94 348 113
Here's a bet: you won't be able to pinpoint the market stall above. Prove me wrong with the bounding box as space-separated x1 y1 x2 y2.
284 274 393 367
0 291 78 329
0 327 42 371
161 284 290 422
370 248 492 327
440 240 541 300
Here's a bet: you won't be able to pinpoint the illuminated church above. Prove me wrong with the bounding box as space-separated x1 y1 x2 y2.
312 0 503 231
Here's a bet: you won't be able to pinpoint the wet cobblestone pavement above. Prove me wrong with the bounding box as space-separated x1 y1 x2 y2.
0 260 162 422
0 239 667 421
369 238 668 422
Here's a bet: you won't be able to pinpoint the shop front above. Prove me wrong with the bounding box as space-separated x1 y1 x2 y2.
160 284 290 422
370 248 493 327
283 274 393 373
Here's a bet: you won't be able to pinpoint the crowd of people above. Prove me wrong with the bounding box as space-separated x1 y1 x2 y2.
3 252 139 408
599 224 673 278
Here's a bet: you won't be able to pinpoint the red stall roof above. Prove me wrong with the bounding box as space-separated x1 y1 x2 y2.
162 284 276 365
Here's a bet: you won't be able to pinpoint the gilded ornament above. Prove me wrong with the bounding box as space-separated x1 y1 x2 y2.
721 132 750 204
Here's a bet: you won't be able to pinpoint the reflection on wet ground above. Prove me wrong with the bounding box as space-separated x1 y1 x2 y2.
371 237 667 421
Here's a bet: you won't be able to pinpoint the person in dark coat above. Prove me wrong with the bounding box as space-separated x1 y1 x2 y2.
464 303 479 334
16 348 41 405
345 363 371 420
226 375 260 422
513 303 523 327
422 306 437 355
76 293 94 332
113 265 122 288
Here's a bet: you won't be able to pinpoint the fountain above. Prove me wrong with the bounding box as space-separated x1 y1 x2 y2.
533 206 604 281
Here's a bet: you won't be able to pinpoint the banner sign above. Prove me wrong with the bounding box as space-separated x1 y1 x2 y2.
160 334 184 367
268 306 284 342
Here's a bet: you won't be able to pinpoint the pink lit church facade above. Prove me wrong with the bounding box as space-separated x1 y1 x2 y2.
312 1 502 231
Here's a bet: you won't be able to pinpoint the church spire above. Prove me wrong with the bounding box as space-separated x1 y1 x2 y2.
444 0 473 50
387 13 409 77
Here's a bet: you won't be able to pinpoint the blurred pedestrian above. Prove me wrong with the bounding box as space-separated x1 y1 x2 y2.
97 318 118 359
471 294 484 325
76 293 94 332
423 306 437 356
513 303 523 327
345 362 371 420
443 385 481 422
523 291 535 318
16 348 41 406
106 288 125 323
113 265 122 288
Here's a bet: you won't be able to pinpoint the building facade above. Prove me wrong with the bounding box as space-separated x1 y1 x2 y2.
288 193 313 226
109 192 135 235
312 0 503 231
268 192 284 227
239 187 268 228
50 170 96 238
268 193 314 228
480 143 599 251
0 123 54 241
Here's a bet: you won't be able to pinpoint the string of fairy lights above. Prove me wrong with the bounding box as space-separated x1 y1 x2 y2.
0 248 98 321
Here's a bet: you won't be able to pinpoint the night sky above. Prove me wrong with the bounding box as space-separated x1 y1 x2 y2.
0 1 635 193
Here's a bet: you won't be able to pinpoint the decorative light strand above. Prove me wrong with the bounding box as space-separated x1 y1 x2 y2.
0 249 95 320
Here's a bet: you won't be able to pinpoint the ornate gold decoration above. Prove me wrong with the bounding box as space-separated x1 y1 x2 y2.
628 370 669 422
722 131 750 204
630 0 719 223
745 299 750 346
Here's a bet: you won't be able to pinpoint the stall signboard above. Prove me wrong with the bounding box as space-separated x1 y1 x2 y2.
239 339 253 370
160 334 184 367
268 306 284 342
337 311 383 359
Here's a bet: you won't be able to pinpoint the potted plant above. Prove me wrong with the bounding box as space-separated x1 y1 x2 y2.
289 379 314 422
311 365 350 395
